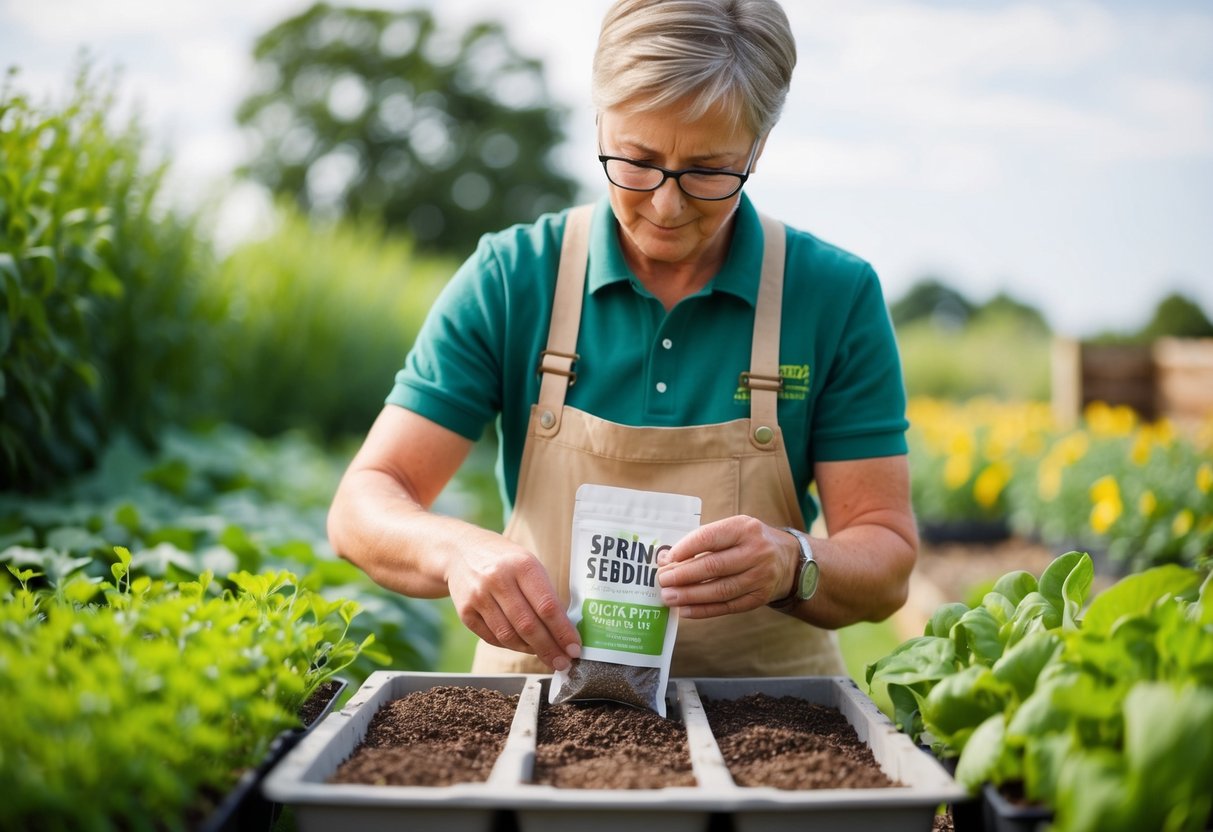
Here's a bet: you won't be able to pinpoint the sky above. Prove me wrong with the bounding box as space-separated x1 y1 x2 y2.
2 0 1212 337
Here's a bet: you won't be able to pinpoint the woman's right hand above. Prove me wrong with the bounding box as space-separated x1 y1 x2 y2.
445 533 582 671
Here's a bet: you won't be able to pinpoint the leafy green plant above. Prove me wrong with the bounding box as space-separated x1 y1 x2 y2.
0 423 446 682
209 202 453 440
0 547 374 831
867 552 1213 832
0 64 221 489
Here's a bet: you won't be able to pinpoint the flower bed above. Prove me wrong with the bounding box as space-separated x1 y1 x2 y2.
908 397 1213 572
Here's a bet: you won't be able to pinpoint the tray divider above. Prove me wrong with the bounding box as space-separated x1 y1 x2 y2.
489 675 542 787
676 680 736 795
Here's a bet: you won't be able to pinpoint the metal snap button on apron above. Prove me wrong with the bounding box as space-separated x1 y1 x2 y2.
540 410 556 429
753 425 774 444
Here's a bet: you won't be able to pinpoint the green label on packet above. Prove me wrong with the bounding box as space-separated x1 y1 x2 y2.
578 598 668 655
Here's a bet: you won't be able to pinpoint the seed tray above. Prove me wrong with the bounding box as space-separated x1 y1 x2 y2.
262 671 966 832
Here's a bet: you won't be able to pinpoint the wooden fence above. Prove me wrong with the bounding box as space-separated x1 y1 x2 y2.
1052 337 1213 432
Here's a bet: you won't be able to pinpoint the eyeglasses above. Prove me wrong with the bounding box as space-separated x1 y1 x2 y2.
597 136 762 201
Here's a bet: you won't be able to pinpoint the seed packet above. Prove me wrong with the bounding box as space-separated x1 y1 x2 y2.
549 483 701 717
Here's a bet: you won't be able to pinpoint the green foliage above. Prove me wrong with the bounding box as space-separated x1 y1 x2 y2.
889 277 976 328
0 65 221 490
210 202 452 439
236 2 578 255
867 554 1213 832
1137 292 1213 342
898 309 1052 401
0 546 372 831
0 424 446 682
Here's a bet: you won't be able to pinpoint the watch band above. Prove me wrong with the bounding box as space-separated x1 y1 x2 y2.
768 526 812 609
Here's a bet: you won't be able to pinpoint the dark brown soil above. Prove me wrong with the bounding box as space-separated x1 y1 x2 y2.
703 693 900 790
330 685 517 786
298 679 343 727
532 699 696 789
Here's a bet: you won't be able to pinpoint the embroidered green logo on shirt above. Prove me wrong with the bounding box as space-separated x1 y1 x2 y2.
734 364 810 403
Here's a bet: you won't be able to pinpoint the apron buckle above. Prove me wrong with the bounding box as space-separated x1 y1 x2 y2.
739 371 783 392
538 349 579 387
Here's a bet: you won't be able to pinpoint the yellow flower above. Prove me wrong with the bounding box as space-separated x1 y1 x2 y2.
1130 432 1152 467
1089 475 1123 535
944 453 972 490
1091 499 1122 535
1138 490 1157 518
1089 475 1120 504
1056 432 1090 465
973 461 1013 509
1038 462 1062 501
1198 463 1213 495
1173 509 1195 537
1085 401 1137 437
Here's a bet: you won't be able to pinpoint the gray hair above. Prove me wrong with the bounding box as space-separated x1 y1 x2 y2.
592 0 797 136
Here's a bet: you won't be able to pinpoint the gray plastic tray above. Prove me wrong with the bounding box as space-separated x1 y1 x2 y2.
262 671 966 832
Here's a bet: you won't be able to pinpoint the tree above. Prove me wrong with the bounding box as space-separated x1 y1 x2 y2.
1137 292 1213 341
889 277 976 329
236 3 579 255
972 291 1050 334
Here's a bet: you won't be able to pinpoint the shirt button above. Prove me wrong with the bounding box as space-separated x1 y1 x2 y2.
655 382 668 393
661 338 673 349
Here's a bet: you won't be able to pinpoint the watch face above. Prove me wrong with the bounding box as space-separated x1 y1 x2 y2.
798 560 820 601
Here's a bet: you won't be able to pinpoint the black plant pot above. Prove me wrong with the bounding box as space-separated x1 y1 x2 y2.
981 783 1052 832
923 748 984 832
199 677 348 832
920 517 1011 545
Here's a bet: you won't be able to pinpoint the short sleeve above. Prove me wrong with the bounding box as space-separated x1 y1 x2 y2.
810 264 909 462
386 237 506 441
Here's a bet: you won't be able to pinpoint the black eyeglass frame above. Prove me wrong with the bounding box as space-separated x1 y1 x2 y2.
596 135 763 202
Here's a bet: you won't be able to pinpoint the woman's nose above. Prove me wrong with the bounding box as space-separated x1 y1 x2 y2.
649 175 686 217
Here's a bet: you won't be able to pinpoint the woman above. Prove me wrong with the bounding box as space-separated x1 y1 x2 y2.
327 0 916 677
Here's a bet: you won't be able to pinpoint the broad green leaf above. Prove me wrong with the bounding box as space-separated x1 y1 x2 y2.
981 591 1015 626
1055 749 1134 832
1081 565 1203 637
1023 732 1072 805
1038 551 1091 613
1123 682 1213 825
992 569 1038 607
865 636 957 687
1006 678 1072 739
1007 591 1060 646
952 605 1005 665
886 682 928 737
923 665 1011 743
926 601 969 638
993 630 1061 700
954 713 1009 790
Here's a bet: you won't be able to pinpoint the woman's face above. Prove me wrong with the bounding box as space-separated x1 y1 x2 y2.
598 103 762 272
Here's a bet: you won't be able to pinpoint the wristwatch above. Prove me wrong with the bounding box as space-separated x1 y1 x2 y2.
768 526 819 610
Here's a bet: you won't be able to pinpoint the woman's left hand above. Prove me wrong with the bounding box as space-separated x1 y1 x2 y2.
655 515 798 618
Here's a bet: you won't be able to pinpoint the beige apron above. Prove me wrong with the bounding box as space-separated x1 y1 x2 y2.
471 204 845 677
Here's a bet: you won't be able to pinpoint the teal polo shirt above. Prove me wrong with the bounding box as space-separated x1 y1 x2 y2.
388 194 908 525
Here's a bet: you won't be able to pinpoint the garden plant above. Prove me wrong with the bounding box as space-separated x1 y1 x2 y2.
866 551 1213 832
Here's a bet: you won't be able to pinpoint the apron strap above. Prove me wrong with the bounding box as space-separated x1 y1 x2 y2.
746 213 787 449
537 204 787 448
536 203 594 437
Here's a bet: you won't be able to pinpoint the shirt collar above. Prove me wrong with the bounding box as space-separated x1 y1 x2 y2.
587 193 764 307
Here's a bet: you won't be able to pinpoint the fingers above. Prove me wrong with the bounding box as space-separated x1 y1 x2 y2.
656 516 789 618
451 546 581 671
